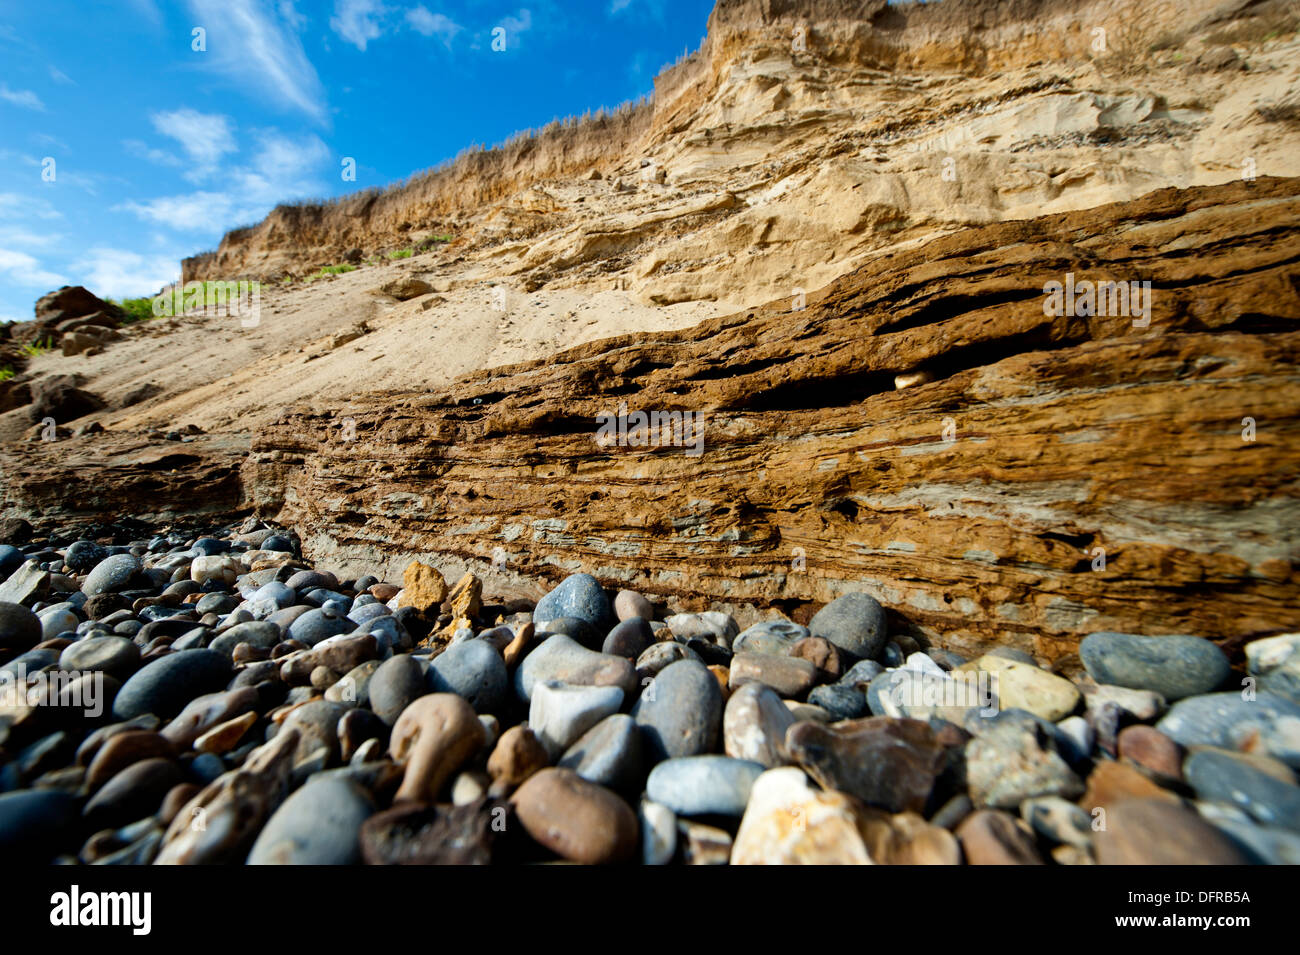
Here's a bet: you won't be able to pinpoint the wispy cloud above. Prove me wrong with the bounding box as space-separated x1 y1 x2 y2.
407 5 461 47
150 108 237 169
69 247 180 299
0 193 62 220
187 0 327 122
0 248 66 288
117 130 330 232
0 84 45 111
48 66 73 85
331 0 387 51
500 8 533 38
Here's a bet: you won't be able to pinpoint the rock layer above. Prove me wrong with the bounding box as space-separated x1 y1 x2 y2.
231 177 1300 663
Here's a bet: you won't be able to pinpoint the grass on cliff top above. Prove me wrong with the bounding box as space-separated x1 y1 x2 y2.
113 297 156 324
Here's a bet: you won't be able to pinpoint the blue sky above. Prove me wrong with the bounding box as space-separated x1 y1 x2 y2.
0 0 716 322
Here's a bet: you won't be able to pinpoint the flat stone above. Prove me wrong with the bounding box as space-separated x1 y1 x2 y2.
1093 798 1251 864
59 635 140 681
632 659 723 763
514 634 637 703
723 682 795 767
529 680 624 758
1184 748 1300 831
729 651 816 698
511 767 637 864
807 683 868 720
646 756 765 816
81 554 141 596
731 767 872 865
1156 691 1300 768
1080 760 1180 812
1080 631 1230 701
557 713 644 793
963 655 1080 721
785 716 947 813
83 757 184 829
808 592 888 660
956 810 1045 864
732 619 809 656
161 686 259 748
0 562 51 605
247 776 373 864
285 606 355 647
965 718 1084 808
111 649 233 720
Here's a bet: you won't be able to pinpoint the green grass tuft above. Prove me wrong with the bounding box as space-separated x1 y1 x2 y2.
0 366 14 382
112 296 157 324
387 248 414 259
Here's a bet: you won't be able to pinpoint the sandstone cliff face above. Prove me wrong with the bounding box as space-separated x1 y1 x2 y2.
229 177 1300 666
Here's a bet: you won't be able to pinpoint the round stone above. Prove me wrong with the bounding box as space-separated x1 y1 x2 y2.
539 615 601 649
0 601 48 655
603 617 653 659
808 682 869 720
426 639 508 713
808 593 888 660
1080 631 1230 701
632 659 723 763
112 649 233 720
369 654 429 725
1117 724 1183 780
81 554 142 596
510 767 637 864
0 789 80 863
247 776 374 864
64 541 108 573
285 606 355 647
36 605 79 641
59 635 141 681
513 633 637 703
646 755 765 816
532 573 614 633
613 589 654 622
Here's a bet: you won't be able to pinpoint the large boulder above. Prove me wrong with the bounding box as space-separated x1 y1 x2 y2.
27 374 105 424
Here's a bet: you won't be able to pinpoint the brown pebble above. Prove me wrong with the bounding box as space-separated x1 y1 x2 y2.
86 731 175 789
232 642 271 664
1093 798 1251 864
159 782 202 826
390 693 486 802
194 711 259 754
370 583 400 601
502 621 535 669
271 640 308 659
511 768 637 864
1117 725 1184 781
1080 760 1179 814
486 725 550 793
310 665 339 690
707 664 730 700
956 809 1044 865
788 636 842 682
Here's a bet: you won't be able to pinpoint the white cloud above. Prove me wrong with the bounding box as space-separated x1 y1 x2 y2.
0 248 66 288
500 8 533 37
117 130 331 232
331 0 387 51
187 0 327 121
609 0 633 12
124 139 185 167
407 6 461 46
0 193 61 220
0 225 63 248
150 108 236 168
0 84 44 111
279 0 307 30
48 66 73 85
69 247 180 299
